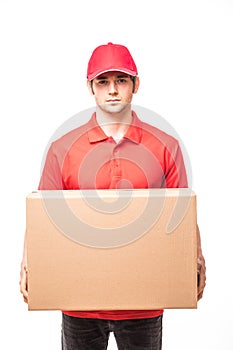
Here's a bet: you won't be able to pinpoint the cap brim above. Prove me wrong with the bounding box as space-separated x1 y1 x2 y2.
88 68 137 80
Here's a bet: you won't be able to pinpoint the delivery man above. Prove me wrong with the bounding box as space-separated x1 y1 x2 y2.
20 42 206 349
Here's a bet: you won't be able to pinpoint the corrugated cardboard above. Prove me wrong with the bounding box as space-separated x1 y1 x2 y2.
26 188 197 310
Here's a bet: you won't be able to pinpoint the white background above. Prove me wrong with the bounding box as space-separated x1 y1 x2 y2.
1 0 233 349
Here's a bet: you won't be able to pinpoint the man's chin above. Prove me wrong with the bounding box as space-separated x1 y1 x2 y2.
100 103 129 114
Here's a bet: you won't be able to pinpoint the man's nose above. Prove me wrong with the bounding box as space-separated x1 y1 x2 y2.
108 81 118 94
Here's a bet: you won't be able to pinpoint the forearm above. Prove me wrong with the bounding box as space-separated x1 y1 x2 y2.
21 230 28 268
196 224 206 300
20 230 28 303
197 225 205 266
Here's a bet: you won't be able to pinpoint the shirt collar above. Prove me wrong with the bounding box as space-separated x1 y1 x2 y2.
87 113 109 143
87 111 142 144
123 111 142 144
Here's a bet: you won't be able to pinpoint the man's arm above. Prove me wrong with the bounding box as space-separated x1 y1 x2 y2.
197 225 206 301
20 231 28 303
165 140 206 301
20 141 64 303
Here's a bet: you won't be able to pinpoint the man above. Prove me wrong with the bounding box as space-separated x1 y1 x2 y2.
20 42 206 349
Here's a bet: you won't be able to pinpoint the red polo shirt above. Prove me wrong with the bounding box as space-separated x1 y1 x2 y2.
39 111 188 320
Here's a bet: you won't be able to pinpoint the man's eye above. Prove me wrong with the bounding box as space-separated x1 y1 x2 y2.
97 80 108 86
117 79 127 84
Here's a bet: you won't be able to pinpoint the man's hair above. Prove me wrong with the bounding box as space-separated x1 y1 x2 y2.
130 76 137 93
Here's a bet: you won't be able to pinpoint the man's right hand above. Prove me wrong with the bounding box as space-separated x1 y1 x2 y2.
20 263 28 304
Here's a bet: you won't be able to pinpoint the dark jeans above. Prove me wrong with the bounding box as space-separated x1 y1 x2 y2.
62 314 163 350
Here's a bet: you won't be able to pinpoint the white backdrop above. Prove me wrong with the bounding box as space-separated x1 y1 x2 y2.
1 0 233 349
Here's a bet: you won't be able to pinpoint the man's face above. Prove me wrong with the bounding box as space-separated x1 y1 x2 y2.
88 71 139 114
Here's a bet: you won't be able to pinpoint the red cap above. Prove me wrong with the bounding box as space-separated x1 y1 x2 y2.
87 42 138 80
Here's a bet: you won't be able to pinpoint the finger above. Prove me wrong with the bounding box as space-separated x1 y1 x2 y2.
197 271 206 301
197 290 203 301
199 271 206 289
21 287 29 304
20 274 27 293
20 269 29 303
23 295 29 304
20 285 29 304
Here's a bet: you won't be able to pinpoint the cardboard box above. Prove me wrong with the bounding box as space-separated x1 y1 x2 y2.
26 188 197 310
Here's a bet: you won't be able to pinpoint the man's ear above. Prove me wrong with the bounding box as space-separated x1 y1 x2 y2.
87 80 95 95
133 76 140 94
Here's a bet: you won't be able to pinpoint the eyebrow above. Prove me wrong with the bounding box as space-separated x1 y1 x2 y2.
95 74 129 80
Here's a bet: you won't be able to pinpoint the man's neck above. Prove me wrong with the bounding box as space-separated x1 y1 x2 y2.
96 106 133 142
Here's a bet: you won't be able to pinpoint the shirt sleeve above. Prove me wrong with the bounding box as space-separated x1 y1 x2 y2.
38 142 64 190
163 140 188 188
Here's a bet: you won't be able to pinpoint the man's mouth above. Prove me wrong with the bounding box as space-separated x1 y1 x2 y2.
106 99 121 103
